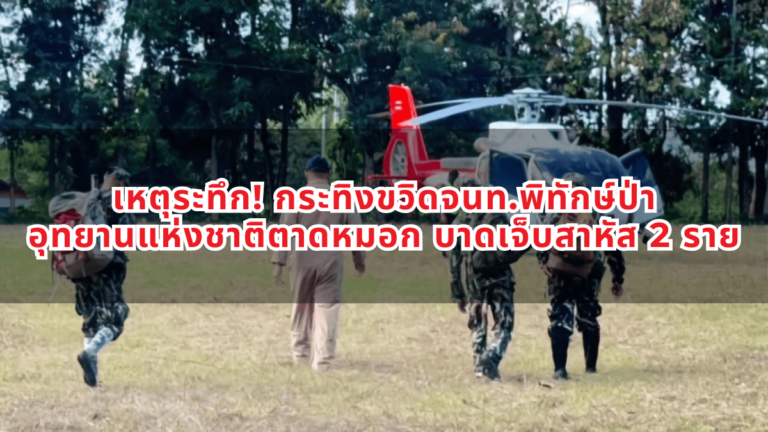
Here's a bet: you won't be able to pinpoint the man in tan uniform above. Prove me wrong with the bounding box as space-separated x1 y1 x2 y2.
272 156 366 371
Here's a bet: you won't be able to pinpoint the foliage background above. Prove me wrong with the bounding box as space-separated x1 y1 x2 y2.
0 0 766 224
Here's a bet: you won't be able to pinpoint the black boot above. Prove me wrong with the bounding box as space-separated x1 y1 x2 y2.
77 351 98 387
473 354 484 378
583 330 600 373
478 352 501 381
550 327 570 380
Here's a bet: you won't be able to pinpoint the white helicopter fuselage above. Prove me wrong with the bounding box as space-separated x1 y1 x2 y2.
426 120 576 186
484 121 574 151
426 121 663 227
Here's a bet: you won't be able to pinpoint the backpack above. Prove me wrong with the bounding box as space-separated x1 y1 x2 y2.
546 212 596 278
49 189 114 279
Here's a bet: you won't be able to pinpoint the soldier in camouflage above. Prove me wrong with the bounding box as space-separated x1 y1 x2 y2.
73 167 133 387
439 170 462 225
449 179 529 381
536 173 625 381
73 261 130 343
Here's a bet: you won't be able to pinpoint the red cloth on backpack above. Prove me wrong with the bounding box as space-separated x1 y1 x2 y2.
52 209 84 277
53 209 83 226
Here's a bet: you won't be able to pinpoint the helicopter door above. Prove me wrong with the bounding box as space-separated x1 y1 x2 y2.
619 149 665 225
488 150 528 200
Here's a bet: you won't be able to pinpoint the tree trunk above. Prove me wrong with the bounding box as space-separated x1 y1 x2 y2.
725 0 738 223
597 67 604 133
49 135 56 197
0 33 17 212
363 151 372 187
56 132 70 192
9 147 15 216
142 36 157 188
606 107 624 155
246 124 256 181
278 104 290 188
115 30 130 167
724 126 734 223
752 142 767 220
57 65 73 192
211 130 219 182
149 136 156 187
504 0 516 61
606 23 625 155
230 134 240 187
737 133 749 219
260 114 274 195
289 0 300 38
210 127 219 222
701 135 710 223
656 111 666 161
596 1 611 149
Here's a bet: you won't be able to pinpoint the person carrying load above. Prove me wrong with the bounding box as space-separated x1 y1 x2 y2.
49 168 133 387
536 172 625 381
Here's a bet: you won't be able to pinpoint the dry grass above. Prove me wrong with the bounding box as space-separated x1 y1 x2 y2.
0 225 767 431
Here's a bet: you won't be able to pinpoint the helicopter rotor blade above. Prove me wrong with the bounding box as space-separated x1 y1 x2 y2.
417 98 497 109
400 97 508 126
372 94 768 126
565 98 768 126
366 98 500 119
367 111 392 119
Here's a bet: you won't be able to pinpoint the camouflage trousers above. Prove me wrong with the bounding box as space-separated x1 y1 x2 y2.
467 276 515 370
547 272 602 336
72 260 130 340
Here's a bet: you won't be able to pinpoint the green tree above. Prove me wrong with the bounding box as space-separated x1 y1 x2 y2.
677 0 768 222
11 0 109 195
130 0 322 196
317 0 519 179
0 2 23 217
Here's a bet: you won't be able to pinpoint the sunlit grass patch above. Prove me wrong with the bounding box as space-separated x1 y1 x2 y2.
0 225 766 430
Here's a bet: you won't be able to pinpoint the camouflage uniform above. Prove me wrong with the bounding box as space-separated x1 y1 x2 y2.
72 182 134 340
72 168 134 387
450 210 528 380
536 173 626 379
538 245 625 338
440 170 462 225
72 260 130 339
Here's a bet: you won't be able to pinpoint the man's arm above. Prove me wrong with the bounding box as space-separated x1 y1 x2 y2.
489 213 531 266
495 241 532 266
346 211 366 275
536 250 548 264
271 212 297 285
449 243 466 304
448 212 467 306
605 250 625 298
535 214 558 278
605 250 625 283
271 212 297 267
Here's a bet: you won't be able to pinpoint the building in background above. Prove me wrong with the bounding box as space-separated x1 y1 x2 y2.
0 180 31 215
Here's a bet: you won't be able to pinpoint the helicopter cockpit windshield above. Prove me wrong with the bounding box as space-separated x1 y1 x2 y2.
528 147 626 189
487 150 528 198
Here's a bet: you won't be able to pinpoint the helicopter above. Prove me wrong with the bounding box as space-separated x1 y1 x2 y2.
365 84 767 227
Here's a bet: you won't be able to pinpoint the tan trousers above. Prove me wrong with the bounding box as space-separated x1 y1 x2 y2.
290 252 344 369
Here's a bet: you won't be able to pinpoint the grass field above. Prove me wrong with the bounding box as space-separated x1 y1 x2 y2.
1 225 767 431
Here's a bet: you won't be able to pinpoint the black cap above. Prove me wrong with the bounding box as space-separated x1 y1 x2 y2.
305 155 331 173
